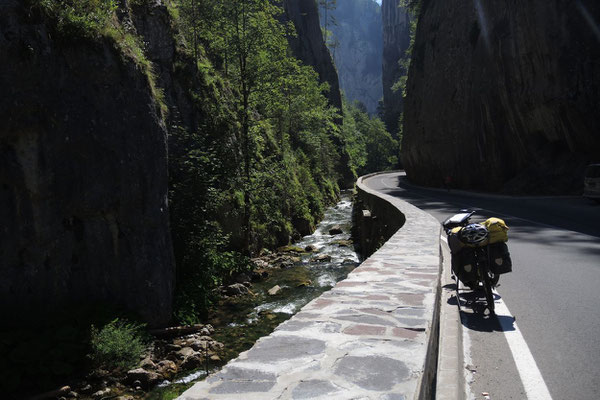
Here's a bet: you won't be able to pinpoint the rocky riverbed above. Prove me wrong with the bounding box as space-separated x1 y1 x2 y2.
36 194 358 400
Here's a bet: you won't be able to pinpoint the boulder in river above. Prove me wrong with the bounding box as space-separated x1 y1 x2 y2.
223 283 249 296
252 258 270 269
268 285 282 296
329 226 343 235
333 239 353 247
277 245 305 253
175 346 197 359
180 351 205 369
156 360 178 379
139 357 156 370
125 368 162 388
92 388 111 399
278 259 295 269
312 254 332 262
251 270 269 281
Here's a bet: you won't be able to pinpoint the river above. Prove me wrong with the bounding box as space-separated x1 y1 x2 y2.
148 192 359 399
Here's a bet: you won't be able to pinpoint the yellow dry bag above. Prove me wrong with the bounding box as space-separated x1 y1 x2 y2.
482 217 509 243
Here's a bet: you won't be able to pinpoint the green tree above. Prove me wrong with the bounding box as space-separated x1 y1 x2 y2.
206 0 293 253
340 100 398 176
169 0 347 319
192 0 342 253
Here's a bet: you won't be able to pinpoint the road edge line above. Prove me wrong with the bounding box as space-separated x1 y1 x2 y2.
495 298 554 400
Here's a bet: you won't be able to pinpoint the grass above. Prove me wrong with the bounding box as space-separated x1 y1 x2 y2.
32 0 169 119
103 21 169 119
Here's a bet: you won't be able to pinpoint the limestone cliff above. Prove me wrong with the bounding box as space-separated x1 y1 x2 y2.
402 0 600 193
381 0 411 136
321 0 383 115
0 0 174 326
283 0 342 111
284 0 355 187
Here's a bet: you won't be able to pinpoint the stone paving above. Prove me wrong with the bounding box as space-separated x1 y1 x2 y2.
178 174 442 400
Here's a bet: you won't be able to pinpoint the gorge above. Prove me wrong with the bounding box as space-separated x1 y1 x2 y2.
2 0 600 397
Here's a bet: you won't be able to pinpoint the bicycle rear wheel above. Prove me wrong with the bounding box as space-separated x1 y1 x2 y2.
483 274 495 314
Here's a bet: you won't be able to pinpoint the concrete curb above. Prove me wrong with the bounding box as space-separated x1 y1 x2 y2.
436 239 465 400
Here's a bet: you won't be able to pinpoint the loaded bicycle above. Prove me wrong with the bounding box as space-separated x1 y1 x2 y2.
442 210 512 315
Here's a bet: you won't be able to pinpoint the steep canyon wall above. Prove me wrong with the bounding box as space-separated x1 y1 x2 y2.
284 0 353 187
402 0 600 193
381 0 411 136
0 0 175 326
0 0 345 327
321 0 383 115
284 0 342 111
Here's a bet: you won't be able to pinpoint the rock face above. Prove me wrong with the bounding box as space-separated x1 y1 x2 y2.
283 0 354 187
284 0 342 111
402 1 600 193
0 1 174 325
381 0 411 136
321 0 383 114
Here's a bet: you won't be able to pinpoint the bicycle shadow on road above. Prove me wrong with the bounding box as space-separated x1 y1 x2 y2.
445 283 516 333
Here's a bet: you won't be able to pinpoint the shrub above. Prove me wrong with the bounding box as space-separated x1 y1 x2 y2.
89 319 146 370
33 0 118 38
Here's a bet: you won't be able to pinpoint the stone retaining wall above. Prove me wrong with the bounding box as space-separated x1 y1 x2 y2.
178 172 442 400
353 172 406 258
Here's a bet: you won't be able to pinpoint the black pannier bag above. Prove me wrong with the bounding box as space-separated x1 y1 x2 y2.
447 230 464 254
488 242 512 274
451 248 478 284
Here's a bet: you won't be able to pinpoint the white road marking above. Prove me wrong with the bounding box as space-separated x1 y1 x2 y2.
440 233 553 400
380 177 397 189
494 295 554 400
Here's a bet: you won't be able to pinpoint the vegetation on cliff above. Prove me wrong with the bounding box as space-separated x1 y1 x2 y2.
20 0 399 324
168 0 398 321
169 0 344 322
2 0 398 395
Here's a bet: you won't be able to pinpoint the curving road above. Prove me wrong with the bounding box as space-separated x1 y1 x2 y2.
364 171 600 400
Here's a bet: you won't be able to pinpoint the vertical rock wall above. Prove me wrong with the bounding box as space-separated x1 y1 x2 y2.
402 0 600 193
321 0 383 115
284 0 355 187
381 0 411 136
0 1 174 326
283 0 342 111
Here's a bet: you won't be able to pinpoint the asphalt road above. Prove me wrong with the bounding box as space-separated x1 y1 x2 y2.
364 171 600 400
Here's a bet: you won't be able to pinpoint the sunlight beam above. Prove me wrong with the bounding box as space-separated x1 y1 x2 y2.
474 0 491 53
576 1 600 43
